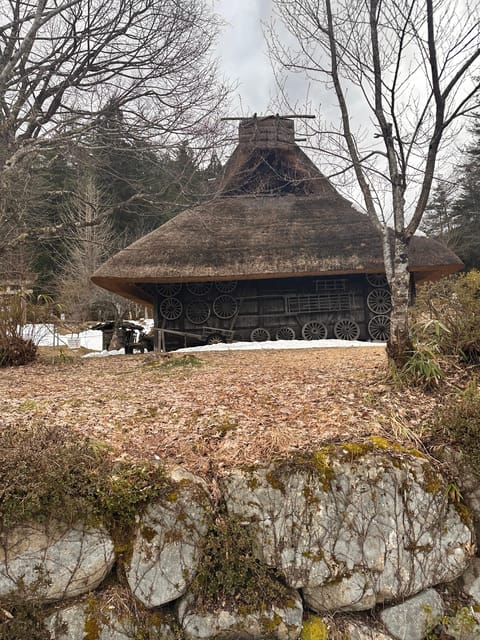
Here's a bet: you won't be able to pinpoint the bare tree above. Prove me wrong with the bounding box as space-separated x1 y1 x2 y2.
268 0 480 362
56 174 116 321
0 0 229 252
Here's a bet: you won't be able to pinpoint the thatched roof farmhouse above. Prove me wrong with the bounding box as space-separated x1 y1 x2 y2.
92 116 462 347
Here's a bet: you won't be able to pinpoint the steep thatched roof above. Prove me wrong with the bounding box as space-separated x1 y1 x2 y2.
92 116 463 305
215 117 335 197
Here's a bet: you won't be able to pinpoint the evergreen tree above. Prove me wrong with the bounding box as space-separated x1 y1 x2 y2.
422 181 456 242
422 118 480 270
31 154 77 295
93 108 219 246
450 119 480 269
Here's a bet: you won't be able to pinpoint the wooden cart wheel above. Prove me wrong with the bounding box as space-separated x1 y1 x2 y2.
206 333 227 345
159 297 183 320
185 301 210 325
213 295 238 319
250 327 270 342
368 315 390 341
156 283 181 297
366 273 388 287
275 326 296 340
334 319 360 340
215 280 237 293
367 288 392 314
186 282 212 296
301 321 327 340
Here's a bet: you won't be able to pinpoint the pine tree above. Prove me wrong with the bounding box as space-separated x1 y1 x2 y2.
422 181 456 242
450 119 480 270
422 119 480 270
93 109 216 246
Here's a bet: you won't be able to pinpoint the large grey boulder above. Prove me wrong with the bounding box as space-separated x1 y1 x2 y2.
46 603 87 640
222 443 474 612
0 520 114 602
379 588 444 640
126 469 211 608
341 620 394 639
462 558 480 604
46 593 180 639
177 591 303 640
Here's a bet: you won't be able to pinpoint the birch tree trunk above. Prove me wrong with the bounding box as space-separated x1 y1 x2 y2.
386 234 413 364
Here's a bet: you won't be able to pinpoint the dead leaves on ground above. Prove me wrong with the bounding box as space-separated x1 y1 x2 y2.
0 347 439 475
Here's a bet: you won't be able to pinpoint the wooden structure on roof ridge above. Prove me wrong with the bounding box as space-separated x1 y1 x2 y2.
92 115 463 350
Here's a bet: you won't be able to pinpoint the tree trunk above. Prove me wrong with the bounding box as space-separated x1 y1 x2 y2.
386 233 413 365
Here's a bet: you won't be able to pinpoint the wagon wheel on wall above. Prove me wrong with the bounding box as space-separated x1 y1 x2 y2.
334 319 360 340
367 288 392 314
366 273 388 288
159 297 183 320
156 283 182 297
250 327 270 342
215 280 237 294
186 282 212 296
368 315 390 341
206 333 227 345
276 326 296 340
213 295 238 319
301 321 327 340
185 301 210 325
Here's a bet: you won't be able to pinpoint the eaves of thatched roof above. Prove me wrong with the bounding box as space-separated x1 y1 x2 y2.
92 194 462 305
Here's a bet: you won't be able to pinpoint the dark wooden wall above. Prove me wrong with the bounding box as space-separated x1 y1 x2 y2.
140 273 393 348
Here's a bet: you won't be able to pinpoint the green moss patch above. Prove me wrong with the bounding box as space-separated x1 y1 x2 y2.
190 513 290 613
268 438 427 496
0 422 170 533
144 354 203 372
301 614 329 640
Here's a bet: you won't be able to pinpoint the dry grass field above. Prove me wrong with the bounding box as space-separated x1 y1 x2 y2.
0 346 445 476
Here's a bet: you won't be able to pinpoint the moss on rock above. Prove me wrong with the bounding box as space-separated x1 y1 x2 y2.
190 513 290 612
301 615 329 640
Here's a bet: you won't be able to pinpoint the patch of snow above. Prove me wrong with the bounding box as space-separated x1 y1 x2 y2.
73 329 103 351
21 324 103 350
138 318 154 331
83 348 125 358
80 337 386 358
176 339 386 353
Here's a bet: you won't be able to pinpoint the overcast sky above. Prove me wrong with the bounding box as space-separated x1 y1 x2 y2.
213 1 358 127
214 0 279 115
212 0 468 207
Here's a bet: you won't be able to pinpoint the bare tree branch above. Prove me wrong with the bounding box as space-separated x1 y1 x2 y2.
0 0 230 258
268 0 480 360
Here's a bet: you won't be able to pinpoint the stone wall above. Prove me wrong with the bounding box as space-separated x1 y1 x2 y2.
1 441 480 640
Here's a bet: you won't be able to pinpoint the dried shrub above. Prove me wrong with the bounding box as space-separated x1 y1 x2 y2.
0 336 37 367
0 292 65 367
0 422 168 532
0 600 50 640
413 271 480 363
0 291 36 367
431 380 480 478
